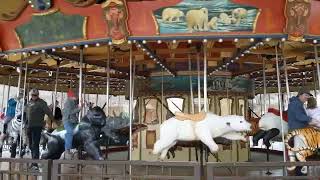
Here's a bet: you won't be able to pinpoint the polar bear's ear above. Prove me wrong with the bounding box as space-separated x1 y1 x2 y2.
226 122 231 126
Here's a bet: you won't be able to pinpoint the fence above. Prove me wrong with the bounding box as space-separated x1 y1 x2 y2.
206 161 320 180
0 158 50 180
51 160 201 180
0 159 320 179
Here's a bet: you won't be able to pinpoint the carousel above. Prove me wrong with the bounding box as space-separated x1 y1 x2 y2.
0 0 320 179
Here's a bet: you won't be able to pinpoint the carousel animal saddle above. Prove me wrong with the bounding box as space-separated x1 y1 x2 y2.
175 112 206 121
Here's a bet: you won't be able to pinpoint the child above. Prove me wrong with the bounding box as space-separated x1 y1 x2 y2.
306 97 320 128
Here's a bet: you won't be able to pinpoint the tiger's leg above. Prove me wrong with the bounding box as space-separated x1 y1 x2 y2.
296 150 312 174
287 150 296 171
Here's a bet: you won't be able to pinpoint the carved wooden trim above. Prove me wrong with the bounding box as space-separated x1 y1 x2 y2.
285 0 311 41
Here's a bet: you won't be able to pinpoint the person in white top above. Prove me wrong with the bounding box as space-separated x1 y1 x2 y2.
306 97 320 128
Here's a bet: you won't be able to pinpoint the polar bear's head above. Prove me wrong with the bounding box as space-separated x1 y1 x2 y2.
200 8 208 15
223 115 251 132
178 10 185 17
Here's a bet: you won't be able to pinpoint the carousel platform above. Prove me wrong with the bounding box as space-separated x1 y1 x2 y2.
0 149 319 179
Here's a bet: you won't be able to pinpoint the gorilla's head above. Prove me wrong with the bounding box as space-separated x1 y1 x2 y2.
87 106 107 127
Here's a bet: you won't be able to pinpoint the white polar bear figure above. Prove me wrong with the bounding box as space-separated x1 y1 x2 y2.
231 8 247 24
219 13 236 25
162 8 184 22
186 8 208 32
153 113 251 159
207 17 218 30
258 112 288 138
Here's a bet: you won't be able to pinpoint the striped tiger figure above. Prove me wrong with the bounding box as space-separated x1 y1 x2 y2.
285 127 320 174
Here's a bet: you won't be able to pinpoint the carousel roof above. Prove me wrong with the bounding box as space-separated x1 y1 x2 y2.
0 0 319 95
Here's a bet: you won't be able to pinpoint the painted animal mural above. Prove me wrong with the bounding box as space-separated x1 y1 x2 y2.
153 0 259 34
152 112 251 160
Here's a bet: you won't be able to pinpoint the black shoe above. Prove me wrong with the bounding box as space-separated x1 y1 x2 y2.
29 164 39 172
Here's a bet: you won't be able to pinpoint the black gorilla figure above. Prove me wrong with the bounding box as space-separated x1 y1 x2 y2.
41 106 120 160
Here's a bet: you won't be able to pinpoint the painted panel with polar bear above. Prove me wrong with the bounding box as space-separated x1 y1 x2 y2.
153 0 259 34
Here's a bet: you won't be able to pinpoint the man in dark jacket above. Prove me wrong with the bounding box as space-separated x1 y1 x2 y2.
26 88 54 170
288 87 315 130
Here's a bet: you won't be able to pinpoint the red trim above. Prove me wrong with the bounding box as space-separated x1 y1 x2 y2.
267 108 288 122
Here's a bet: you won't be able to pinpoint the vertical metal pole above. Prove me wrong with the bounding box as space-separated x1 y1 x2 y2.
189 54 194 114
53 65 59 116
313 69 317 99
161 69 164 123
78 46 84 122
17 58 23 96
197 53 201 112
5 75 12 116
268 93 271 108
96 94 99 106
275 45 286 162
226 68 230 115
129 44 133 176
203 44 208 112
260 94 263 115
314 45 320 98
83 64 87 113
262 57 267 113
1 84 5 111
19 60 28 157
61 91 64 109
283 57 290 104
106 46 110 116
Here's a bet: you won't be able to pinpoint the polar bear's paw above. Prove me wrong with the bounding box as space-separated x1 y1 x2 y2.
209 144 219 153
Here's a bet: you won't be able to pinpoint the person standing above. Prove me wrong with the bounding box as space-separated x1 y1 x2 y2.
2 93 21 135
62 89 82 159
26 88 54 170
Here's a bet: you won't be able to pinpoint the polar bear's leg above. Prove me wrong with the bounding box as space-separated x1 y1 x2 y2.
196 129 219 153
153 137 176 155
159 141 176 160
222 132 246 141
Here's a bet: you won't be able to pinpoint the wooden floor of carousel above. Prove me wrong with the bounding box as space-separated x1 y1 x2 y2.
0 149 319 179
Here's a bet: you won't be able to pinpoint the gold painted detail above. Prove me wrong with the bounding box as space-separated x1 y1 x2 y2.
33 8 59 16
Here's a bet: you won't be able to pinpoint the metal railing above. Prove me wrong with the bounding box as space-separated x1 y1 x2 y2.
0 158 51 180
51 160 201 180
206 161 320 180
0 158 319 179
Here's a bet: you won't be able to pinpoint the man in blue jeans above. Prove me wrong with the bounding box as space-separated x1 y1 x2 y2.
26 88 54 170
62 89 82 159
